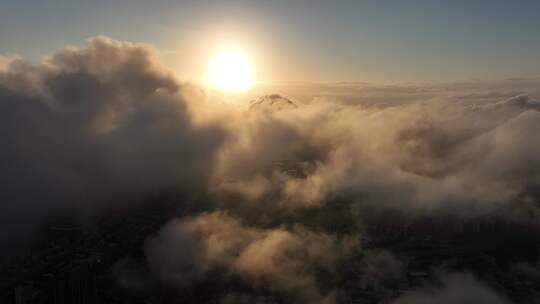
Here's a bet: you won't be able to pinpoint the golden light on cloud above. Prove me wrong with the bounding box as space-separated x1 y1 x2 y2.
207 47 254 92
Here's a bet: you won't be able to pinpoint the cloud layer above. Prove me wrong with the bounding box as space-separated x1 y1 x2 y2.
2 37 540 302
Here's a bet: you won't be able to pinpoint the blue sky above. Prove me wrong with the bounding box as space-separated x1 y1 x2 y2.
1 0 539 82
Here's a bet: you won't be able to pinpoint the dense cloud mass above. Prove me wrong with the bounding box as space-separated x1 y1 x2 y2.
146 212 356 303
2 37 540 302
216 92 540 224
0 37 227 248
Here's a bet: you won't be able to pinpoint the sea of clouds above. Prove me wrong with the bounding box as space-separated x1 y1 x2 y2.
2 37 540 303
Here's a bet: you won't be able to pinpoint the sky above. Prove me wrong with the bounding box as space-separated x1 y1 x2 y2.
1 0 540 83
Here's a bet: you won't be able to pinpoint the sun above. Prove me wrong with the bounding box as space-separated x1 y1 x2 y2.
207 47 254 92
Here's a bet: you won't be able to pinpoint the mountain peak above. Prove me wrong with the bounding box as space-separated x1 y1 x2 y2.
249 94 298 111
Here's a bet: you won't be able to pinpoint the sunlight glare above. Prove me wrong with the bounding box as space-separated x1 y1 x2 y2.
207 47 254 92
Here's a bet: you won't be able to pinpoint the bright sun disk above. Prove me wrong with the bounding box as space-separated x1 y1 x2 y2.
207 47 254 92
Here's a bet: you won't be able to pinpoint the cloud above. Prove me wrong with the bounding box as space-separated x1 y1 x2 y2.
145 212 357 303
3 36 540 301
214 92 540 222
0 54 19 71
0 37 228 252
391 273 512 304
5 38 540 233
